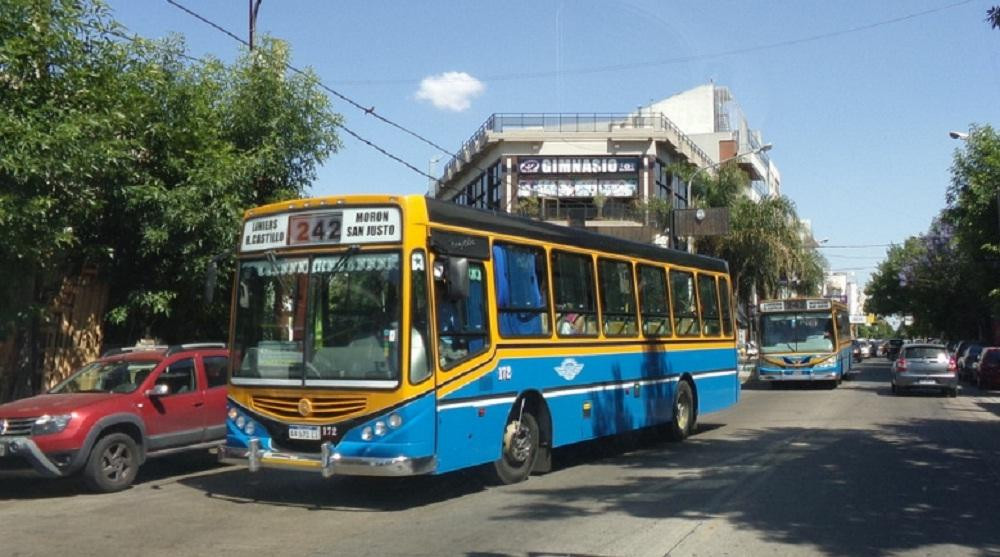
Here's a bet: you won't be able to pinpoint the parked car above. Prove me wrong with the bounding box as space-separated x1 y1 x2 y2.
891 343 958 397
974 347 1000 390
957 343 984 382
885 339 905 361
0 343 228 492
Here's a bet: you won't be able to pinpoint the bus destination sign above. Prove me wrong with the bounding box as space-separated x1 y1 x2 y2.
241 207 401 252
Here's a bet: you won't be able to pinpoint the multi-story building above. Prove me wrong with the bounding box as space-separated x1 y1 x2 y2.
647 83 780 200
433 84 780 249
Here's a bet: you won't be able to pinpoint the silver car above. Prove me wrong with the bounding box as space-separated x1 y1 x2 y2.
891 344 958 397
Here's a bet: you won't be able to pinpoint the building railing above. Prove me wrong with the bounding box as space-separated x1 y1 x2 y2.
443 112 713 182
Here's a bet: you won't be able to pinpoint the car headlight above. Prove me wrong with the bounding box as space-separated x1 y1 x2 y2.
32 414 74 436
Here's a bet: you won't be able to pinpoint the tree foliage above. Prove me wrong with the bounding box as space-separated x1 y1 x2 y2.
688 162 825 308
865 125 999 340
0 0 342 378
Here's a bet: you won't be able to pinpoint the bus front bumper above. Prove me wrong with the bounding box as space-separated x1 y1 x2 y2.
758 369 839 381
218 439 436 478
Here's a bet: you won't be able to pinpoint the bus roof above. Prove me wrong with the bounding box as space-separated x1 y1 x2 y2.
425 198 728 273
242 194 729 274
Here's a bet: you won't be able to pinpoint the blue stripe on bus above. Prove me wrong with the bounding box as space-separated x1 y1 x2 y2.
433 347 738 474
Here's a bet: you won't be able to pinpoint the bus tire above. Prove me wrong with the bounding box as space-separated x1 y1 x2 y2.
489 410 539 485
666 381 695 442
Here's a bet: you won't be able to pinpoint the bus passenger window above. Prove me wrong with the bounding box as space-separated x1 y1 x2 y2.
493 243 550 337
698 275 722 337
435 262 489 368
638 265 672 337
720 277 734 337
551 251 598 337
598 259 638 337
670 270 700 337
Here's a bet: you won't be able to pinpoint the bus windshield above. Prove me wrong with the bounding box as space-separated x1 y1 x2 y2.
233 252 402 385
760 312 834 354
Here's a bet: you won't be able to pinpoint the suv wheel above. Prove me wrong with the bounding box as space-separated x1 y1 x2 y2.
82 433 140 493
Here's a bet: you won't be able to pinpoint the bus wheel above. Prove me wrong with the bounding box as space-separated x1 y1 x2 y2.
666 381 695 442
490 411 539 485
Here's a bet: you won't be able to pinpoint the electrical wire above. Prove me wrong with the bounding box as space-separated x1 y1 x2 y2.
163 0 482 186
330 0 974 85
110 28 440 184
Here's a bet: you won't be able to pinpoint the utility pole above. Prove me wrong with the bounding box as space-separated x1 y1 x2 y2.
249 0 263 50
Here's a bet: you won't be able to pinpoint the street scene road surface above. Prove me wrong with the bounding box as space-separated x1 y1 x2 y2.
3 358 999 557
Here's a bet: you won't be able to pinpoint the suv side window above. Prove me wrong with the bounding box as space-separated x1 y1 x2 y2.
156 358 197 394
203 356 229 388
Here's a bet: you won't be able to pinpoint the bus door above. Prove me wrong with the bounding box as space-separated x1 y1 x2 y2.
428 230 497 472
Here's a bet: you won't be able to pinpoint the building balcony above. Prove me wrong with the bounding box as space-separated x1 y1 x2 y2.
441 113 714 183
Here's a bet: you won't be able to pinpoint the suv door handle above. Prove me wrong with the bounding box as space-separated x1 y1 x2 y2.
193 402 204 407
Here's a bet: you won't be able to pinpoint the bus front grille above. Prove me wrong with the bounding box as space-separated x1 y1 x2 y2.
251 394 368 420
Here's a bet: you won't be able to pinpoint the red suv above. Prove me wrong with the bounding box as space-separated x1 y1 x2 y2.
0 343 228 492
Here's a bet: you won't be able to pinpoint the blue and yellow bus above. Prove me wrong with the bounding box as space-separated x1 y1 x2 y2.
756 298 854 387
219 195 740 483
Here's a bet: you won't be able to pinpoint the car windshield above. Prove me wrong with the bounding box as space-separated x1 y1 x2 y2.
760 313 834 354
49 360 159 394
233 252 402 385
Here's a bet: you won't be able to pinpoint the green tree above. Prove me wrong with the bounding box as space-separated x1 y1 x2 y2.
0 0 341 398
687 162 824 305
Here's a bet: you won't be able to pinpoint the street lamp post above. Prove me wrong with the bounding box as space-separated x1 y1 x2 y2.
676 143 773 251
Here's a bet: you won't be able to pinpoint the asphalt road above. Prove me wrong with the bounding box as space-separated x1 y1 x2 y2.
3 359 1000 557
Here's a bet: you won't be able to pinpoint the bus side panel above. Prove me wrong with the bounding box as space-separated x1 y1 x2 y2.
435 346 739 470
435 404 507 475
683 348 740 414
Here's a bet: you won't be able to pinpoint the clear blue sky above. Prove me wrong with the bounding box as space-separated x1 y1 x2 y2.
108 0 1000 289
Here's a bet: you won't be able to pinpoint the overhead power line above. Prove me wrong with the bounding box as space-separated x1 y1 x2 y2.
330 0 974 85
163 0 475 186
111 27 440 184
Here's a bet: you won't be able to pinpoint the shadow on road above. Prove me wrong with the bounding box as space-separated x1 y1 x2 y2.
0 450 226 500
490 415 1000 557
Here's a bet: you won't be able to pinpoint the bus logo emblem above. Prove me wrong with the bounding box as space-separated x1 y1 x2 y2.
298 398 313 417
554 358 584 381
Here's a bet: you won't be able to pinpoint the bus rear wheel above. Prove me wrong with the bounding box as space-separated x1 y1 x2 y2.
666 381 695 442
489 411 539 485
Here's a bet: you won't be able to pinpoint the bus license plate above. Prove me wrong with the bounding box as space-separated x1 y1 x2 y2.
288 425 320 441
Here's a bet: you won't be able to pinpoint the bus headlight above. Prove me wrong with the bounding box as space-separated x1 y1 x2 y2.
361 426 374 441
236 416 246 428
814 358 837 370
374 421 387 436
244 422 255 435
387 413 403 429
228 408 239 421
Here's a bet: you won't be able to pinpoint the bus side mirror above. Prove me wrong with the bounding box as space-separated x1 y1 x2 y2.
435 257 469 301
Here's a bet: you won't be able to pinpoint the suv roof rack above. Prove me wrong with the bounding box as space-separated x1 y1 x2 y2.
164 343 227 356
101 345 169 358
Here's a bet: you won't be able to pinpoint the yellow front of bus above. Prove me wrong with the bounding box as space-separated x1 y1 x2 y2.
219 195 438 477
